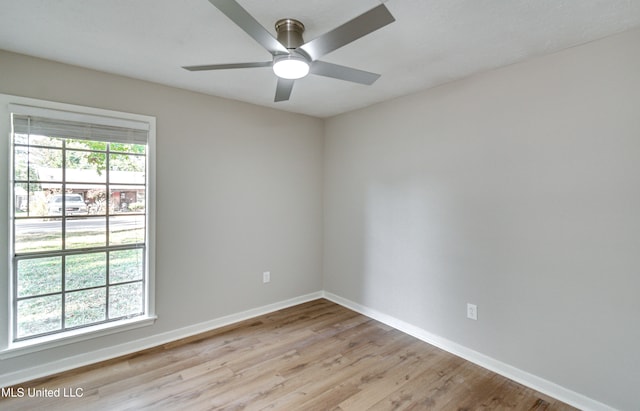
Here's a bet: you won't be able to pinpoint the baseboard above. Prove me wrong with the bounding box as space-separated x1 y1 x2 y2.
0 291 323 389
0 289 616 411
322 291 615 411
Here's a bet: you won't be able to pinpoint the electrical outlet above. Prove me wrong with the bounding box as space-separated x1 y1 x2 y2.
467 303 478 320
263 271 270 283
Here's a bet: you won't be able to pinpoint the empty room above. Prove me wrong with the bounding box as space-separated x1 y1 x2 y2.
0 1 639 410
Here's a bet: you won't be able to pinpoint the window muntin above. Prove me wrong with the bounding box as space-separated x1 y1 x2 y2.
11 113 149 341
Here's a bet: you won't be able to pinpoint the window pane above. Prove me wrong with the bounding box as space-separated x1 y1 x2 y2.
29 134 63 147
24 187 49 217
65 217 106 249
85 186 108 215
67 139 106 151
66 150 107 183
109 153 145 184
109 282 143 319
109 215 145 246
109 142 146 154
110 188 145 213
66 253 106 291
17 295 62 338
17 256 62 298
65 288 106 328
13 133 64 147
39 186 62 217
29 147 63 179
14 183 29 217
15 218 63 253
14 146 28 180
13 132 28 145
110 249 143 284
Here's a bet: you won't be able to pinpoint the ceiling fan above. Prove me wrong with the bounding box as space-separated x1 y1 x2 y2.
183 0 395 102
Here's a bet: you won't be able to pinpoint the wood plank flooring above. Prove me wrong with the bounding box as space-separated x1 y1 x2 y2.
0 299 577 410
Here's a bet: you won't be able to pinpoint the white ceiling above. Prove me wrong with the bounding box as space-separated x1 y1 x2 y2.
1 0 639 118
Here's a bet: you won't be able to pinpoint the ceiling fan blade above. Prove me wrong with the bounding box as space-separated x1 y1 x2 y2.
298 4 395 61
183 61 272 71
310 61 380 85
274 78 295 102
208 0 289 56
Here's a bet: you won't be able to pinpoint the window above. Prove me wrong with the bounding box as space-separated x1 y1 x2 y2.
1 96 155 354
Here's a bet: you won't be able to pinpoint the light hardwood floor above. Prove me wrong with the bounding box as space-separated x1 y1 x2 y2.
0 299 577 410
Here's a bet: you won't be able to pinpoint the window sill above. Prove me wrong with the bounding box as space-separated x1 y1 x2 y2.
0 315 157 359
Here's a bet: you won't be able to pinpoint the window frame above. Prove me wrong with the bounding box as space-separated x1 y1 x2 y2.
0 94 156 358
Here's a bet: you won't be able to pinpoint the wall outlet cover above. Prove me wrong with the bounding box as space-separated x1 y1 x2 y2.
467 303 478 320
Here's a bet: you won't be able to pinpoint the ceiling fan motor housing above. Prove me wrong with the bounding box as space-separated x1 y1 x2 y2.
275 18 305 49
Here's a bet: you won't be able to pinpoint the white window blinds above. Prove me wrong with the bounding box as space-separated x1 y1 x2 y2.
9 104 149 144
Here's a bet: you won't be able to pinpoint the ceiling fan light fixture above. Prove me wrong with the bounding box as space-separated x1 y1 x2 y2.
273 54 310 80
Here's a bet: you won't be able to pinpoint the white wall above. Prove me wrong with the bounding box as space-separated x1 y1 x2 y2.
0 51 324 379
323 28 640 411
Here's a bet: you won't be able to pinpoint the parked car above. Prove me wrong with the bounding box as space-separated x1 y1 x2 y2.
48 194 88 215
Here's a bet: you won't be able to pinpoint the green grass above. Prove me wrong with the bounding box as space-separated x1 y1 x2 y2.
65 288 106 328
15 232 62 254
17 295 62 338
15 236 144 338
17 257 62 297
18 249 143 296
16 227 144 254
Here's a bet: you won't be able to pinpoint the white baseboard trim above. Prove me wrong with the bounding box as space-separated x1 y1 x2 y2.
0 290 616 411
322 291 615 411
0 291 323 389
